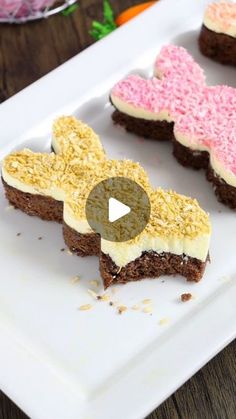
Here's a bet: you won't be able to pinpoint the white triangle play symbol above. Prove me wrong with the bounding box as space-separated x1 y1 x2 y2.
108 197 131 223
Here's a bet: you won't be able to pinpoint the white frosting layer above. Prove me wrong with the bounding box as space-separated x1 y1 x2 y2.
111 94 173 122
51 134 60 154
2 167 65 201
112 94 236 188
175 131 236 188
63 206 210 265
101 233 210 267
63 205 92 234
204 11 236 38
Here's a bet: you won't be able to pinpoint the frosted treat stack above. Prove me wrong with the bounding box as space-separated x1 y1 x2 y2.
100 189 211 288
2 114 211 288
110 45 236 209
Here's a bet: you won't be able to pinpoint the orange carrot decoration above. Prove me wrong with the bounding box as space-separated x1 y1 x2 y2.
116 1 157 26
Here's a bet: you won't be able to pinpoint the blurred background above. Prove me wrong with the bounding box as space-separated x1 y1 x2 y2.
0 0 145 101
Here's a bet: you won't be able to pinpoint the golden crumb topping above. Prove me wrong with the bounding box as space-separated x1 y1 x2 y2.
2 116 106 193
146 189 211 239
65 178 211 241
2 115 210 242
65 159 151 218
3 150 66 191
63 158 150 193
52 116 106 163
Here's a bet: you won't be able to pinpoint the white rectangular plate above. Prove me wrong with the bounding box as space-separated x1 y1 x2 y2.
0 1 236 418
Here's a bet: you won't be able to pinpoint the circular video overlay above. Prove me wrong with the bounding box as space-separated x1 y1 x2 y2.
85 177 150 242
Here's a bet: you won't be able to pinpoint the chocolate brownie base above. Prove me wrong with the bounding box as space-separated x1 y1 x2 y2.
172 140 236 209
199 25 236 66
63 222 100 256
207 167 236 209
112 109 174 141
100 251 208 289
2 178 63 222
173 137 209 170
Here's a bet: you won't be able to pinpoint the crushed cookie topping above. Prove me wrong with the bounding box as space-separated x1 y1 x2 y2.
3 116 106 194
145 189 211 239
3 150 66 190
65 159 151 219
3 115 210 242
52 116 105 163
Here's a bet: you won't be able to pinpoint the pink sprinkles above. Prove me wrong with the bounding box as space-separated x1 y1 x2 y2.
204 1 236 34
111 45 236 177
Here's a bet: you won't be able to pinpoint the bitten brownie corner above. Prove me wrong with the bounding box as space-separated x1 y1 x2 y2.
100 251 208 289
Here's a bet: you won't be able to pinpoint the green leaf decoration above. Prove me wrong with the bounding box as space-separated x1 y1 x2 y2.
90 0 117 41
61 2 79 16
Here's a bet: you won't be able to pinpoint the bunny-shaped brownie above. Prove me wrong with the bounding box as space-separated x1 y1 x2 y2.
2 116 106 222
110 45 236 209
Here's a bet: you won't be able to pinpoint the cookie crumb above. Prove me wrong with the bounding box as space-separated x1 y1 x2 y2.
89 279 100 288
109 301 114 306
159 318 169 326
118 305 127 315
79 304 92 311
71 276 80 284
38 236 43 240
16 232 21 237
100 294 110 302
60 248 65 252
181 293 192 302
143 306 153 314
142 299 152 305
88 289 98 299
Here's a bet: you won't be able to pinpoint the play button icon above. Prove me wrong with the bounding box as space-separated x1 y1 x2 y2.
108 198 130 223
85 177 150 242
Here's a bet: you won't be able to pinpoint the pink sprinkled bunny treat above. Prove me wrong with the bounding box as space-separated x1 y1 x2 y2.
199 1 236 65
110 45 236 209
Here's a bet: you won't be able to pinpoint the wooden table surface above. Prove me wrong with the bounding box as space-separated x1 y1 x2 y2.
0 1 235 418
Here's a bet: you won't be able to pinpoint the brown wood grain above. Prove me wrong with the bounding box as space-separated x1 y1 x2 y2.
0 1 235 418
